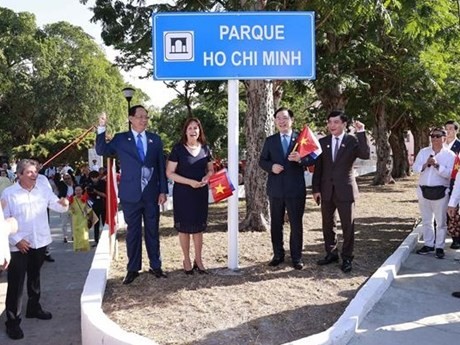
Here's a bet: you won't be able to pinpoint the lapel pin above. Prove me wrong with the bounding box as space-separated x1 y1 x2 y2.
327 145 330 148
341 144 345 148
148 139 153 143
128 137 132 141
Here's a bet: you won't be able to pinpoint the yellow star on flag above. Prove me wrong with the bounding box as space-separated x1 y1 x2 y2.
455 163 460 171
300 137 308 146
215 183 226 194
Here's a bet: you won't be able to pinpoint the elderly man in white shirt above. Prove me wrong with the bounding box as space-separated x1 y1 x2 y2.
1 159 69 340
413 127 456 259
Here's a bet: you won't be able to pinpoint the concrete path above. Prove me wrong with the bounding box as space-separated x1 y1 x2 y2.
348 243 460 345
0 211 95 345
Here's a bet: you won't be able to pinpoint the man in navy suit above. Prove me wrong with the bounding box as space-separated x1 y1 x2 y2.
445 120 460 249
312 111 370 273
259 107 316 270
96 106 168 284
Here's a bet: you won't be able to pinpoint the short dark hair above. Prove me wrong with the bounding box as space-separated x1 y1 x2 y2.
274 107 294 119
444 120 459 130
128 105 148 117
89 171 100 179
327 110 348 123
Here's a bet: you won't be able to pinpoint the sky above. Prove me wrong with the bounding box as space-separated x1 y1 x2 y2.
1 0 177 109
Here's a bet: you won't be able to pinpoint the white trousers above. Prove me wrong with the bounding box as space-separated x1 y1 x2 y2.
61 211 72 240
417 186 448 249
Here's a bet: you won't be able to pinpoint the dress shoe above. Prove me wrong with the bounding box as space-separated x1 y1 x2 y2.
452 291 460 298
292 261 304 270
122 271 139 284
317 253 339 266
149 268 167 278
451 241 460 249
44 254 55 262
183 261 194 275
193 261 209 274
268 257 285 267
5 322 24 340
26 308 52 320
341 259 353 273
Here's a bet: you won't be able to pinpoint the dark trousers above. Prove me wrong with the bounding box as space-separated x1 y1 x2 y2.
321 191 355 260
121 198 161 272
269 196 305 263
92 202 106 244
6 247 47 322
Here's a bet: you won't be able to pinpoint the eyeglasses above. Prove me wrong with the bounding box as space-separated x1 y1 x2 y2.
430 134 444 138
132 115 150 120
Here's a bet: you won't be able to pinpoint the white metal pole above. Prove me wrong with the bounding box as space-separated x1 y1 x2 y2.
227 79 239 270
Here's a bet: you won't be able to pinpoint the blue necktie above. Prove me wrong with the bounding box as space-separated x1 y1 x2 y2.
282 134 289 155
333 137 339 161
136 134 145 162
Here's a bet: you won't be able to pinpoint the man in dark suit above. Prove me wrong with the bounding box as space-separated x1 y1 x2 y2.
96 106 168 284
444 120 460 249
259 107 316 270
312 111 370 273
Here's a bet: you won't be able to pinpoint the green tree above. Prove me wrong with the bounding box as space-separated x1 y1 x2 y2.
0 7 133 154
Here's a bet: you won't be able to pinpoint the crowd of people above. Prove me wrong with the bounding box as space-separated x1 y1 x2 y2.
2 104 460 340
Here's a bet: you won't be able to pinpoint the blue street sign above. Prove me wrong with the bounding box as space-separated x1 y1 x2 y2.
152 12 315 80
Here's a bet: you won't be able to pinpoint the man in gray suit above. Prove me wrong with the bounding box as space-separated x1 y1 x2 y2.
312 111 370 273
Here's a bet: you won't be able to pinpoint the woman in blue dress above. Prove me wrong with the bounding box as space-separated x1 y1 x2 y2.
166 118 214 274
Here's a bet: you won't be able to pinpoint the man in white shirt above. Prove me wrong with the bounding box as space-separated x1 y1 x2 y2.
1 159 69 340
413 128 456 259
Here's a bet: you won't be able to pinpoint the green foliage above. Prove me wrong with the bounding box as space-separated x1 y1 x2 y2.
12 128 96 165
0 7 133 153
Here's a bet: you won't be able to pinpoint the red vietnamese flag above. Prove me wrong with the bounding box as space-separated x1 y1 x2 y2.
106 158 118 235
451 154 460 180
209 169 234 203
295 125 322 158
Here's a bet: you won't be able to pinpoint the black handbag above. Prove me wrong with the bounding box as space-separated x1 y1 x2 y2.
420 185 447 200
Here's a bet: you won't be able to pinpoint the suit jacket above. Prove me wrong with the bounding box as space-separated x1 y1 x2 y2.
96 131 168 203
450 139 460 154
259 131 315 198
312 132 370 202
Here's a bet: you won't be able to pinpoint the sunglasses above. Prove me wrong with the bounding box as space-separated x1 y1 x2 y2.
430 134 444 138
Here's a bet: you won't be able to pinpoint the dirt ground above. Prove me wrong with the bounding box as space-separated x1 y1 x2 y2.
102 173 420 345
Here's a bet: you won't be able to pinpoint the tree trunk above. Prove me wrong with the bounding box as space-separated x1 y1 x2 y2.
411 126 430 158
372 102 394 185
389 126 410 178
240 80 273 231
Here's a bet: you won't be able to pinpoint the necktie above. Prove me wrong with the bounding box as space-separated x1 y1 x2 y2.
333 137 339 161
282 134 289 155
136 134 145 162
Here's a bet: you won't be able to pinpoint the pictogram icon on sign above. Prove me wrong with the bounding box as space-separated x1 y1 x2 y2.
164 31 194 61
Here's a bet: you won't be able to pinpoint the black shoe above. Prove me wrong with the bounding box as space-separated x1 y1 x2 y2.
317 253 339 266
26 309 52 320
292 261 304 270
435 248 445 259
63 237 68 243
452 291 460 298
268 256 285 267
416 245 435 255
193 261 209 274
451 241 460 249
341 259 353 273
122 271 139 285
44 254 55 262
5 322 24 340
149 268 167 278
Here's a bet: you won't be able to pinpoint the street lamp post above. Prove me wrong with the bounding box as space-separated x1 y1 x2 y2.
122 87 135 130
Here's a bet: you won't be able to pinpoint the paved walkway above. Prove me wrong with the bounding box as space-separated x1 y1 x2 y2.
0 211 95 345
348 242 460 345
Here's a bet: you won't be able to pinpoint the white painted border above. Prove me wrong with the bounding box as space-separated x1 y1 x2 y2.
284 225 422 345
